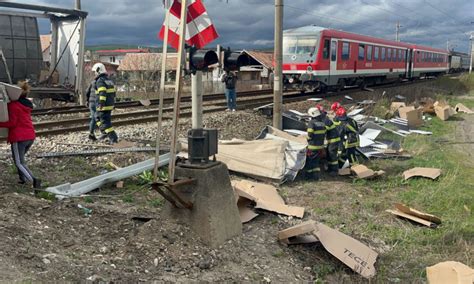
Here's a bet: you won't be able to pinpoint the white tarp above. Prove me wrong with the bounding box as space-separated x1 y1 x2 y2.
56 19 81 86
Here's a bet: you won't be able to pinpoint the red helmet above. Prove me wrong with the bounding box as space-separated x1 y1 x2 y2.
336 107 346 117
331 102 341 111
315 104 325 113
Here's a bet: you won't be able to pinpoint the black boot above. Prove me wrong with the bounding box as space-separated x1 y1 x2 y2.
33 178 42 189
108 131 118 144
88 133 97 141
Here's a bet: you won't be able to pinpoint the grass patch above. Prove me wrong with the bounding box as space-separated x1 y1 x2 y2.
291 79 474 282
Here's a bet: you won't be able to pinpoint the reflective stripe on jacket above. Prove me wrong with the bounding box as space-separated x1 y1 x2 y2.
94 74 116 111
307 118 326 150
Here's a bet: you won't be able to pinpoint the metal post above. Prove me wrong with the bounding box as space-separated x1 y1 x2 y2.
49 19 58 76
396 21 401 42
153 0 171 182
273 0 283 130
168 0 188 183
75 0 86 105
192 71 203 129
470 34 473 74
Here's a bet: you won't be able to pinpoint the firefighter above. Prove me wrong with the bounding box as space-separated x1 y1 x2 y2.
316 104 341 176
92 63 118 144
335 107 359 167
305 107 326 180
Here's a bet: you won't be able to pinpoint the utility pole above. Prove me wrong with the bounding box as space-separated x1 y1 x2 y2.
75 0 86 106
446 40 449 51
273 0 283 130
395 21 402 42
470 33 473 74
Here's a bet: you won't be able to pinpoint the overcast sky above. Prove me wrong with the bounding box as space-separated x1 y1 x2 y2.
13 0 474 52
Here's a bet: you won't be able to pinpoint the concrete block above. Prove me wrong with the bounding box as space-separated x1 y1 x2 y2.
164 162 242 247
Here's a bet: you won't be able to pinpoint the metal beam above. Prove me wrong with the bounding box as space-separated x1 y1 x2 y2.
45 153 171 198
0 10 49 18
0 2 88 18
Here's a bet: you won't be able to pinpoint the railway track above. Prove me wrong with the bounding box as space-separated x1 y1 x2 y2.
24 77 436 138
32 89 273 116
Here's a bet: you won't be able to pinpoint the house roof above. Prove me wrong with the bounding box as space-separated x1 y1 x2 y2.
117 53 178 71
40 34 51 52
243 50 274 70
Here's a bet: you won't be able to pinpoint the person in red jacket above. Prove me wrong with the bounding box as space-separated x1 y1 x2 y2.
0 81 41 188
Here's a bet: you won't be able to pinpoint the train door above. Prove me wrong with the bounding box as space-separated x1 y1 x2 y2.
407 49 413 79
329 39 338 85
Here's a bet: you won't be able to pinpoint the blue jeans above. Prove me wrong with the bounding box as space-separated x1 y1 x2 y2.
225 88 237 110
89 104 96 134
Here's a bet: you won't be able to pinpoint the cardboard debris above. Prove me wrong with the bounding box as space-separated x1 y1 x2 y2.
237 197 259 223
232 179 304 218
351 164 385 179
398 106 423 128
139 99 151 107
116 181 124 189
409 130 432 135
386 203 441 228
403 167 441 180
434 101 456 121
338 168 351 176
279 221 378 279
390 102 406 113
426 261 474 284
455 103 474 114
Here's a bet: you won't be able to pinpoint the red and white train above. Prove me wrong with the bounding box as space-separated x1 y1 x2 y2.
282 25 449 92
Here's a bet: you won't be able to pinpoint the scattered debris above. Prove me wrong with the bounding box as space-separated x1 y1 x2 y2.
45 153 171 198
398 106 423 128
338 168 351 176
139 99 151 107
307 98 323 102
236 198 259 223
386 203 441 228
403 167 441 180
390 102 406 113
282 110 308 131
434 101 455 121
278 221 378 279
232 179 305 219
351 164 385 179
395 95 406 100
362 87 374 92
344 95 354 101
77 204 92 216
454 103 474 114
426 261 474 284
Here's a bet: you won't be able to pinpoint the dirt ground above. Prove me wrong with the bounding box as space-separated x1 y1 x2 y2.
0 78 472 282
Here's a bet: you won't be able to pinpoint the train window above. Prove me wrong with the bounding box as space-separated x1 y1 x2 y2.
381 48 386 61
387 48 391 61
358 44 365 60
331 41 337 61
367 45 372 61
297 38 317 55
402 50 406 62
342 42 350 60
374 46 379 61
323 39 330 59
283 37 298 54
398 50 402 62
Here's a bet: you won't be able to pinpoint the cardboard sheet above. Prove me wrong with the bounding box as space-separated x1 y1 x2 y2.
359 135 375 148
233 180 304 218
390 102 406 113
338 168 351 176
455 103 474 114
398 106 423 127
387 203 441 228
278 221 378 278
313 222 378 279
237 198 259 223
394 203 441 224
351 164 385 179
403 167 441 180
426 261 474 284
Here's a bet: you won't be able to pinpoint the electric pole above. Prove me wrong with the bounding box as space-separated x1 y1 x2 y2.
470 33 473 74
273 0 283 130
395 21 402 42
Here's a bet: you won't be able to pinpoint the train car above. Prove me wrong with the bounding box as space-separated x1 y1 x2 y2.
448 51 471 72
283 25 449 92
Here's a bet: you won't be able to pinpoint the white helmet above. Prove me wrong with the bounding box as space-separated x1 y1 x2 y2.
308 107 321 118
92 62 107 76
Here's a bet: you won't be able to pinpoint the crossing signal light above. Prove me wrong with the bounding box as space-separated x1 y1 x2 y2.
188 46 218 73
223 49 250 71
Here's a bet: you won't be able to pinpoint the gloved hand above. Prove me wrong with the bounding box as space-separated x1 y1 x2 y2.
97 104 103 110
306 149 314 156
